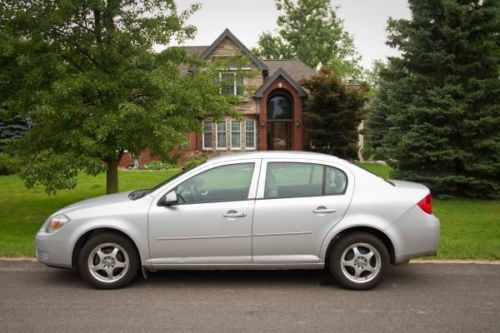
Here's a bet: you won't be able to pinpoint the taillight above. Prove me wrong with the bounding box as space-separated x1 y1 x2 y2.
417 193 432 214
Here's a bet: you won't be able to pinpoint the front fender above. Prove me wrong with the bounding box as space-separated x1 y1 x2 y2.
69 217 149 265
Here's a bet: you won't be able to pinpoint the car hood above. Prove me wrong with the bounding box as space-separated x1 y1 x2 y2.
57 191 134 214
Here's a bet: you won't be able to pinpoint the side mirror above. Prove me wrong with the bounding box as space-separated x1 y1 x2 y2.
159 190 178 206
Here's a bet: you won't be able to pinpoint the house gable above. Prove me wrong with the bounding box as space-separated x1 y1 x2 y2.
200 29 268 70
254 67 308 98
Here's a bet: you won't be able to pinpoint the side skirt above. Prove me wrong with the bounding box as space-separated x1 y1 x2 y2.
144 263 324 272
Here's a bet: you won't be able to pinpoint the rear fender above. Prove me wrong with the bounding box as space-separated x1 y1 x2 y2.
319 214 395 261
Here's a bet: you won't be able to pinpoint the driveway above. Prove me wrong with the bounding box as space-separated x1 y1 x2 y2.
0 260 499 332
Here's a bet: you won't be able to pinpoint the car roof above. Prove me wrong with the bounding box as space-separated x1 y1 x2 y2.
205 151 343 164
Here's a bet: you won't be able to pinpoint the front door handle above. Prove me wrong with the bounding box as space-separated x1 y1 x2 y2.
312 206 337 214
223 210 247 218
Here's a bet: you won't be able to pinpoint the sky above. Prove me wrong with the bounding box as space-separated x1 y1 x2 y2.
166 0 411 69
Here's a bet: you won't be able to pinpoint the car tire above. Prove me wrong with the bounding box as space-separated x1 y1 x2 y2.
79 232 139 289
328 232 389 290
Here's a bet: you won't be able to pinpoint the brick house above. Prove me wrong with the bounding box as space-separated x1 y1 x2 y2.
120 29 315 167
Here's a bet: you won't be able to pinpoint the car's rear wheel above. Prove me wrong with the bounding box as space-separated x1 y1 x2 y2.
79 232 139 289
328 232 389 290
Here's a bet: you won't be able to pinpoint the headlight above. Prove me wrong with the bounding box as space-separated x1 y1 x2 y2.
46 214 71 233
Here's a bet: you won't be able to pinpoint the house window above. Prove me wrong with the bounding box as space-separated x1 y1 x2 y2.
220 72 244 96
202 120 213 150
245 119 256 150
216 121 227 149
231 120 241 149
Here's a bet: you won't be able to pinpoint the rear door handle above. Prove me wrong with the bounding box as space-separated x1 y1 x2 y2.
223 210 247 218
312 206 337 214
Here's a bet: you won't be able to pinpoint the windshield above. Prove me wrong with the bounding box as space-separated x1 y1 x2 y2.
128 163 205 200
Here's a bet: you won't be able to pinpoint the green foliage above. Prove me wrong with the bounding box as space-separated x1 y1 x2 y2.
145 160 176 170
0 115 29 151
368 0 500 198
255 0 362 80
364 60 390 160
363 60 386 90
0 0 248 194
301 67 368 159
183 153 207 170
0 153 21 175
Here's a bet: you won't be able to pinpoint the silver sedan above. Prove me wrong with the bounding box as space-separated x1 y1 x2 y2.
36 151 440 290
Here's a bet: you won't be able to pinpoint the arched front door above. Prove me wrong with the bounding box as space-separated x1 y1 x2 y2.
267 93 293 150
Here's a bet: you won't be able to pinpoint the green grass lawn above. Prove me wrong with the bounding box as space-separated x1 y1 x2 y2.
0 170 179 257
0 163 498 259
356 162 392 179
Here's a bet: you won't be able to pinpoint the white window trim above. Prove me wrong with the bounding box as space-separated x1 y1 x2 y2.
230 120 242 150
202 120 213 151
245 119 257 150
219 71 245 96
216 120 228 150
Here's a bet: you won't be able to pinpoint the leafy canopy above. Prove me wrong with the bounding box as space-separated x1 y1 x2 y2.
0 0 247 194
255 0 362 80
302 66 368 159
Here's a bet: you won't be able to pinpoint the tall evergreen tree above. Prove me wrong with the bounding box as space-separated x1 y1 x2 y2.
371 0 500 198
255 0 362 80
302 66 368 159
364 60 399 160
0 115 29 151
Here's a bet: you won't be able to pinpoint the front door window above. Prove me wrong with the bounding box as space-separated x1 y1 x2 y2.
267 93 293 150
176 163 255 204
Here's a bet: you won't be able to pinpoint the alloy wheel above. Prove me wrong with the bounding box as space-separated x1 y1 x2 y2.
340 242 381 284
87 242 129 284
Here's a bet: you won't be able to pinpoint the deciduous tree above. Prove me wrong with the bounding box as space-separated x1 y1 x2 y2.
0 0 241 194
255 0 362 80
302 66 368 159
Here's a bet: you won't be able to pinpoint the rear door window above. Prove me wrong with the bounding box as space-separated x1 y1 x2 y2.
264 162 347 199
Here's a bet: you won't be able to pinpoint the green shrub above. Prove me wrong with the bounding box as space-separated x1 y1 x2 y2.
183 154 207 170
144 160 175 170
0 153 21 175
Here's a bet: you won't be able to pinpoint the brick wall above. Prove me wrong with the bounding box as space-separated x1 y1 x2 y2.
258 77 304 151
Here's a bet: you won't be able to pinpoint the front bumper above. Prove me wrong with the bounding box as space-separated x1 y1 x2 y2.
35 232 73 268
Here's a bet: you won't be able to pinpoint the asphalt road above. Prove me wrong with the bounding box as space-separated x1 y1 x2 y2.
0 260 499 333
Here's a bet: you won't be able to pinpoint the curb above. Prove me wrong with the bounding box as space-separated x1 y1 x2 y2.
0 257 37 261
410 259 500 265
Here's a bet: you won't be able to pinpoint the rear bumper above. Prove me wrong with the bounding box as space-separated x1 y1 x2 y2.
385 206 440 263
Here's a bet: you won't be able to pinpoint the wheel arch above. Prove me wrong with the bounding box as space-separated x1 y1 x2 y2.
71 227 141 269
324 226 396 266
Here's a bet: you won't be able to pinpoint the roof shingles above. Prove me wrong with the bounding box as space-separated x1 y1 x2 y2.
262 59 315 83
175 30 316 93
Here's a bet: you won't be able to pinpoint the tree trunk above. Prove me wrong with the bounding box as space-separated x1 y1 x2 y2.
106 157 119 194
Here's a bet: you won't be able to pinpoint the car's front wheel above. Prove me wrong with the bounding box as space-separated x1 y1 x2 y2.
328 232 389 290
79 232 139 289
